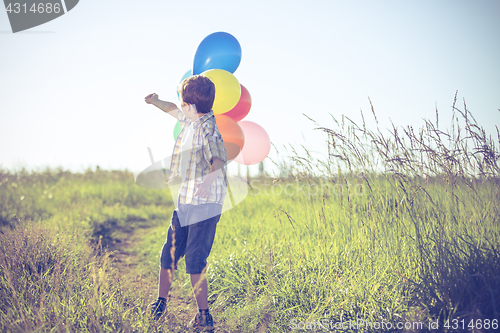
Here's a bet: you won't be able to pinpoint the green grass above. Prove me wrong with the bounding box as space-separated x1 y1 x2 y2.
208 174 500 331
1 170 499 332
1 99 499 332
0 168 176 332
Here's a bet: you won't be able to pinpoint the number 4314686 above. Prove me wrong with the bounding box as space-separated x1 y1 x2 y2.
6 3 61 14
444 319 498 330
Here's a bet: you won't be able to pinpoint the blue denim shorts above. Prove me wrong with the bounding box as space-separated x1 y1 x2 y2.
160 203 222 274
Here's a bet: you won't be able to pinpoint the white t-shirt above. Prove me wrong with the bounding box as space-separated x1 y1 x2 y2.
180 122 194 182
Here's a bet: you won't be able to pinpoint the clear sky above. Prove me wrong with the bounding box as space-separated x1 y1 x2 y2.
1 0 499 176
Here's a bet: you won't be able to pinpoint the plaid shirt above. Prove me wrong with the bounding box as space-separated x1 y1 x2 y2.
166 109 227 205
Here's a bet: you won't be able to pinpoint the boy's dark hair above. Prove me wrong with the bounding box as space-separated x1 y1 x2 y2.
179 75 216 114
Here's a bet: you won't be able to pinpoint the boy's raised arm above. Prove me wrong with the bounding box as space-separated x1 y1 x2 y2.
145 93 180 120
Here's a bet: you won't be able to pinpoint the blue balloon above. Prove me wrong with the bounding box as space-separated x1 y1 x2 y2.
193 32 242 75
177 69 192 100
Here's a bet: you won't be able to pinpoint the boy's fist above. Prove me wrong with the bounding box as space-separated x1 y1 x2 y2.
194 182 211 198
145 93 158 104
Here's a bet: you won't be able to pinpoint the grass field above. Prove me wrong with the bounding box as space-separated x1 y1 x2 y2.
1 101 499 332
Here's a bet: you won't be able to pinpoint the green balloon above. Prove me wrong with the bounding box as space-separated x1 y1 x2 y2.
173 121 181 140
177 69 192 100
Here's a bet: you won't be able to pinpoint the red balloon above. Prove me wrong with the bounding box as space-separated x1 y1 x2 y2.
222 84 251 122
214 114 245 160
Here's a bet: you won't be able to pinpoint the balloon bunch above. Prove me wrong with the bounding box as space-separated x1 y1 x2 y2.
174 32 271 165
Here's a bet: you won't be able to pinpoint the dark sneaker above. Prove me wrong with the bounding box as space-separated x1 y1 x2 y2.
190 312 214 332
150 297 167 320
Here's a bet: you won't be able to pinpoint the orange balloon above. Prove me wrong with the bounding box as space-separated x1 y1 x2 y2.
215 114 245 160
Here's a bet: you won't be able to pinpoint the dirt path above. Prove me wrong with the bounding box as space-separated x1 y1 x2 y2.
108 223 229 332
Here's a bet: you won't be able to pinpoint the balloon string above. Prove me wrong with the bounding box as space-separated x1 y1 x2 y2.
147 147 155 164
226 176 236 208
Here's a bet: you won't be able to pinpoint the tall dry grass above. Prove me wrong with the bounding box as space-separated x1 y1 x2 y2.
267 92 500 327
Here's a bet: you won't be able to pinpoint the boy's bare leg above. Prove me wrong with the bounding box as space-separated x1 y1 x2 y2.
190 273 208 309
158 268 174 299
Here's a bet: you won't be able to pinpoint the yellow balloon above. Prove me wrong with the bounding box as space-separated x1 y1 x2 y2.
201 69 241 114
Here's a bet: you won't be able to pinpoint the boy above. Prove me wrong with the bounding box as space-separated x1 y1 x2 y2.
144 75 226 331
